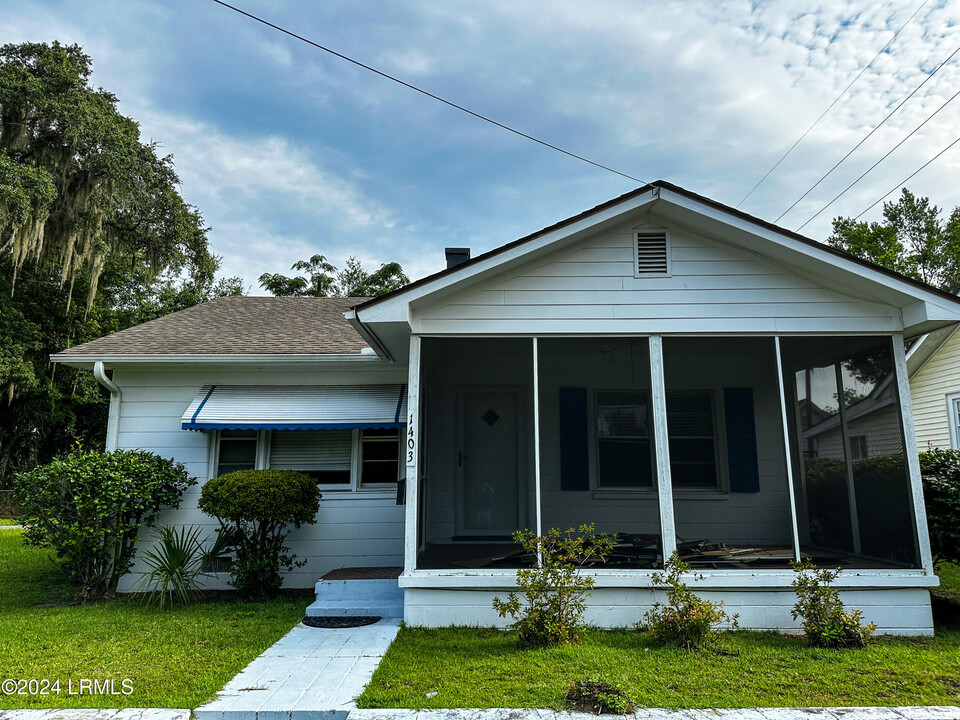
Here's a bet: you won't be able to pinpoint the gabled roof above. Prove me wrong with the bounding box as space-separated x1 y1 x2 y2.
52 296 371 363
350 180 960 329
907 325 960 378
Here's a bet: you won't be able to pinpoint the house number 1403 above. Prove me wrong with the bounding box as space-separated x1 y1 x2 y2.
407 414 415 462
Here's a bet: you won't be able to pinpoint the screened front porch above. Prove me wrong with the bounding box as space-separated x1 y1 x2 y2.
410 334 922 573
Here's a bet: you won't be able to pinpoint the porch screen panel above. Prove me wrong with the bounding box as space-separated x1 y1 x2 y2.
780 336 920 569
663 337 796 569
415 338 536 570
539 338 663 569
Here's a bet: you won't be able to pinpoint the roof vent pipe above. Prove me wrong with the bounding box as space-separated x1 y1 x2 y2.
445 247 471 269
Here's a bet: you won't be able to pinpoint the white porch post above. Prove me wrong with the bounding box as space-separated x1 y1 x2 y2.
892 334 935 574
532 337 543 538
774 337 802 562
403 334 422 575
649 335 676 560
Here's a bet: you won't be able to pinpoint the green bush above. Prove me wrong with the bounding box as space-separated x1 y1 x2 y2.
198 469 321 599
642 553 734 649
492 524 616 647
919 448 960 569
13 448 195 600
134 525 232 609
791 560 876 648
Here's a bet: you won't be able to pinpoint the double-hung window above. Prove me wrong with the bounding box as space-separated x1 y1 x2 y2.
666 391 718 489
214 428 400 490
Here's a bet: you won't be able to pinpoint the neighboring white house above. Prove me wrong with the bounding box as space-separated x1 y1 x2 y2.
53 181 960 635
908 325 960 450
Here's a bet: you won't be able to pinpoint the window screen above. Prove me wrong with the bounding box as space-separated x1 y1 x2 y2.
666 391 717 488
217 430 257 476
269 429 351 484
596 390 653 487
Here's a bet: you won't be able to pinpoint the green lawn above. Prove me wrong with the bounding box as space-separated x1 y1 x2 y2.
937 563 960 602
0 530 309 709
359 619 960 709
0 519 18 526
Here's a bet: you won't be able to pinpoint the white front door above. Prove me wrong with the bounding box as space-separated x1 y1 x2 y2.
456 388 523 536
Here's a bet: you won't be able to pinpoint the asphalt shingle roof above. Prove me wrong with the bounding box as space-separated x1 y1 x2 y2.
55 296 370 357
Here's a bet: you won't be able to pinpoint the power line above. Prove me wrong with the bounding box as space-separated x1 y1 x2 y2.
208 0 649 185
736 0 928 209
775 38 960 223
853 134 960 220
796 84 960 231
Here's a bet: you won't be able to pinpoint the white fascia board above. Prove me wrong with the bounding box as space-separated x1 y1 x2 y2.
657 187 960 323
906 324 960 378
354 189 661 325
50 353 384 369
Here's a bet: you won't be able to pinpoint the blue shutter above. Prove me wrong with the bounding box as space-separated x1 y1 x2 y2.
559 387 589 491
724 387 760 493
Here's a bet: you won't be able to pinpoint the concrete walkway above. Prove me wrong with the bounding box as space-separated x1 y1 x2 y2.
193 617 401 720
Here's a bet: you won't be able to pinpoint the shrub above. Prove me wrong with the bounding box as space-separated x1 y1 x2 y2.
643 553 733 649
198 469 321 599
566 678 634 715
134 525 232 609
13 448 195 600
492 524 616 647
919 448 960 569
791 560 876 648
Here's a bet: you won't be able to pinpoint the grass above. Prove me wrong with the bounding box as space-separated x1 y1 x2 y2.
0 519 18 526
0 530 309 709
936 563 960 602
359 620 960 709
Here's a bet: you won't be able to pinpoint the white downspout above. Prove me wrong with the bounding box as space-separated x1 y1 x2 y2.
93 361 121 452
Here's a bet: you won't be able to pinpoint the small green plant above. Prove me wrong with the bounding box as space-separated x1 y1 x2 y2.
492 524 616 646
565 678 634 715
643 552 734 649
791 560 876 648
135 525 206 609
919 448 960 569
198 469 321 599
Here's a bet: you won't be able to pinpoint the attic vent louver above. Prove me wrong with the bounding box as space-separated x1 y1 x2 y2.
635 231 670 275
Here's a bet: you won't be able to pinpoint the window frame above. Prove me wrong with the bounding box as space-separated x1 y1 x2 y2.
210 427 400 495
358 428 403 489
947 392 960 450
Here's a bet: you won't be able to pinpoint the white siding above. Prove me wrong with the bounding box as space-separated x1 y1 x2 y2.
910 328 960 450
403 586 934 635
111 364 408 591
412 218 902 335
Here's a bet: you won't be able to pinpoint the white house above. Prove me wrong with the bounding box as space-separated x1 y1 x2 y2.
53 181 960 635
908 325 960 450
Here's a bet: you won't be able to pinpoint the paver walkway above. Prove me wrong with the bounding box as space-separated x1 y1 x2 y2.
193 617 401 720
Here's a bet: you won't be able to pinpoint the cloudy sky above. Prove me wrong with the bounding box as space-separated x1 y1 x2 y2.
5 1 960 290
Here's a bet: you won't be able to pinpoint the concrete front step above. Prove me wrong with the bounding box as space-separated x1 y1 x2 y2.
307 575 404 618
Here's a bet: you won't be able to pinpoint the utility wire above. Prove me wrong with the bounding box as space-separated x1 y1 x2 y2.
775 38 960 223
853 134 960 220
737 0 928 209
796 84 960 230
208 0 649 185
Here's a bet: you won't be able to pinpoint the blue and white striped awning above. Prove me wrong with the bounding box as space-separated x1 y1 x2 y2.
181 384 407 431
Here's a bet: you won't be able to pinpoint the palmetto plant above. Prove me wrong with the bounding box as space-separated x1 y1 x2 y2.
136 526 231 609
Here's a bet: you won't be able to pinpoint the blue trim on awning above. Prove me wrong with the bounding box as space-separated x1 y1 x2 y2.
182 421 406 432
395 384 407 424
192 385 217 424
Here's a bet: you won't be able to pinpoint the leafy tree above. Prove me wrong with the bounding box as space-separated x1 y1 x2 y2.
827 188 960 292
259 253 409 298
0 41 216 309
0 41 242 489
